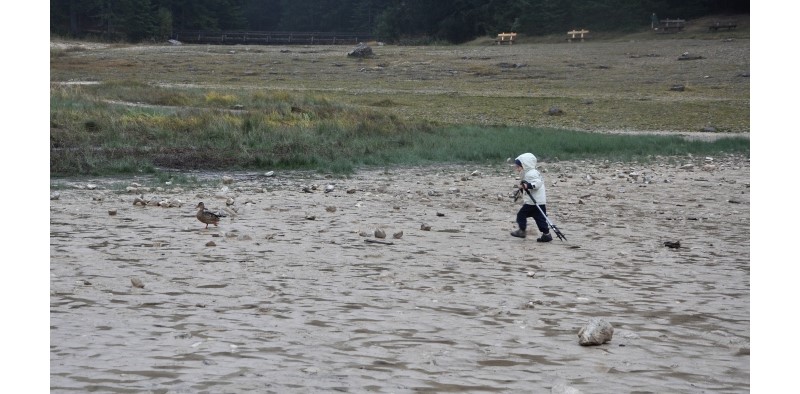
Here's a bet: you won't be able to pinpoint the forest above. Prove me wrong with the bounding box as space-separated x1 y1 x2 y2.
50 0 749 44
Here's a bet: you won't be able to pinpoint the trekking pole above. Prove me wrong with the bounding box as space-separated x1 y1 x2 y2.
524 188 567 241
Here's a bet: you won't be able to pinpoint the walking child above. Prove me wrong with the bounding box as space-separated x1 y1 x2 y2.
510 152 552 242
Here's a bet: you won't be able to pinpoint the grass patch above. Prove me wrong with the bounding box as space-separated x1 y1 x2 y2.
50 87 749 176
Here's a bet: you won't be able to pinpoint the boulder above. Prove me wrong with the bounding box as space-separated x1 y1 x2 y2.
347 43 373 58
577 317 614 346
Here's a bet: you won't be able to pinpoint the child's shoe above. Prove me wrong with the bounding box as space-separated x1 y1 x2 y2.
510 229 526 238
536 233 553 242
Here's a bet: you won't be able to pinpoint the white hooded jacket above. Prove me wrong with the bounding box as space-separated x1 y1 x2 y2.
516 153 546 205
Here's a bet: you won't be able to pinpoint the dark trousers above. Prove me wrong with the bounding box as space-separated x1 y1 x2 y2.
516 204 549 234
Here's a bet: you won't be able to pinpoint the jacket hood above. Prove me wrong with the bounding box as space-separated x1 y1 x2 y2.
515 153 537 171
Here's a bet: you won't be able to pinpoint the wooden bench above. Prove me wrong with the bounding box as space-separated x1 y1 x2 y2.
655 19 686 34
495 32 517 45
566 29 590 42
708 20 737 31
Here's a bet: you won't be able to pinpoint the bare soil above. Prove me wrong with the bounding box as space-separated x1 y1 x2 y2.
50 155 750 392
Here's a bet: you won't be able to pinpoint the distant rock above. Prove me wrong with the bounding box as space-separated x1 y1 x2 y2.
347 43 373 58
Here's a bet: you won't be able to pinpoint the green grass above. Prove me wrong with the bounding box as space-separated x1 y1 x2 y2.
50 87 748 177
50 35 750 177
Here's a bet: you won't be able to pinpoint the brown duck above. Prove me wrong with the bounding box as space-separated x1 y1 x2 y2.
196 202 226 228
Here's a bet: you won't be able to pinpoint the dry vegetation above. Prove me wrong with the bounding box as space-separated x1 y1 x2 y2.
50 16 749 134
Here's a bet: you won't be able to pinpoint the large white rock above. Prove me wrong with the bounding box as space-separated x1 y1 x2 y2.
577 317 614 346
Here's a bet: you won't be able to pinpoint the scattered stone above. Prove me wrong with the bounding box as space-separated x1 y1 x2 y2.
524 300 539 309
305 214 316 220
131 278 145 288
436 212 445 217
374 229 386 238
108 209 117 216
577 317 614 346
168 39 182 45
548 106 564 116
420 223 432 231
86 184 98 190
264 171 275 177
224 207 238 217
326 206 337 212
664 241 681 248
222 176 234 185
50 192 61 200
205 241 216 247
678 54 704 61
393 231 403 239
324 184 335 193
552 383 584 394
347 188 357 194
670 84 685 91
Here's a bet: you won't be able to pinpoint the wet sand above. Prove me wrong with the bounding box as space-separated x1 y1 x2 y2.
50 156 749 393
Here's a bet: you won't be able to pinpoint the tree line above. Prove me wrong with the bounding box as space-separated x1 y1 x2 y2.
50 0 749 44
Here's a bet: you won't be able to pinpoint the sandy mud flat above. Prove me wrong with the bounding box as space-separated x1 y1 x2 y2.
50 156 749 393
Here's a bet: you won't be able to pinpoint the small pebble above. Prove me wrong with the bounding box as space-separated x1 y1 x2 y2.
131 278 145 288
